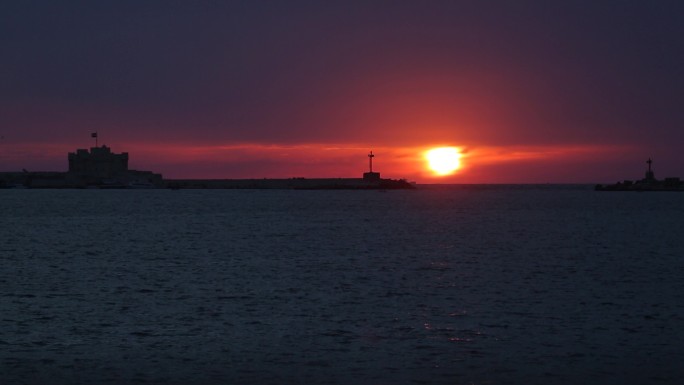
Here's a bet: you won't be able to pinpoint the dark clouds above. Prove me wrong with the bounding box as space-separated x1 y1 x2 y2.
2 1 684 174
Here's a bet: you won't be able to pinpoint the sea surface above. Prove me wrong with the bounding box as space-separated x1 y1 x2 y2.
1 186 683 384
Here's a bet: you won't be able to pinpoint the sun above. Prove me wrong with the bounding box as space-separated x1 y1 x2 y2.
425 147 461 176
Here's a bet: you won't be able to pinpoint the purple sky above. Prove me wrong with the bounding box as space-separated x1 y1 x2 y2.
2 1 684 182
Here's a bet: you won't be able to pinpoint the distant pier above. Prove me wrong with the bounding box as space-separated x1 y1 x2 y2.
0 145 414 190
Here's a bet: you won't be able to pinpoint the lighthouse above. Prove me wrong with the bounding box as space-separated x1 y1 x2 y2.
644 158 656 182
363 151 381 181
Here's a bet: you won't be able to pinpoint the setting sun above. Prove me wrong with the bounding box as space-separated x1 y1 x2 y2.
425 147 461 176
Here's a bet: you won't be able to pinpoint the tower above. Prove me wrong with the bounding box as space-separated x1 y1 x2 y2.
645 158 655 181
363 150 380 181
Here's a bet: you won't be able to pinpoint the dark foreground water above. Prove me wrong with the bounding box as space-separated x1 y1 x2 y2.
1 186 683 384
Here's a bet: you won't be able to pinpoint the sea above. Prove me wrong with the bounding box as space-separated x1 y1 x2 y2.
1 186 683 385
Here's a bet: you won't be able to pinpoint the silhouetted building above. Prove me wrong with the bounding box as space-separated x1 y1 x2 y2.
63 145 162 187
68 145 129 179
363 172 380 181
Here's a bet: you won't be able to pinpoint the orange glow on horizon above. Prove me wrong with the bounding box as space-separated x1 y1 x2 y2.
0 139 635 183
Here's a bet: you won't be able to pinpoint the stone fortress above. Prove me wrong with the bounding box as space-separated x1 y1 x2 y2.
1 145 162 188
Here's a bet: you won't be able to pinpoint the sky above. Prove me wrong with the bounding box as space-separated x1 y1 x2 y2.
2 0 684 183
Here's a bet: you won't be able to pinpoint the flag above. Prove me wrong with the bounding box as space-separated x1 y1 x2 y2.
91 132 98 138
